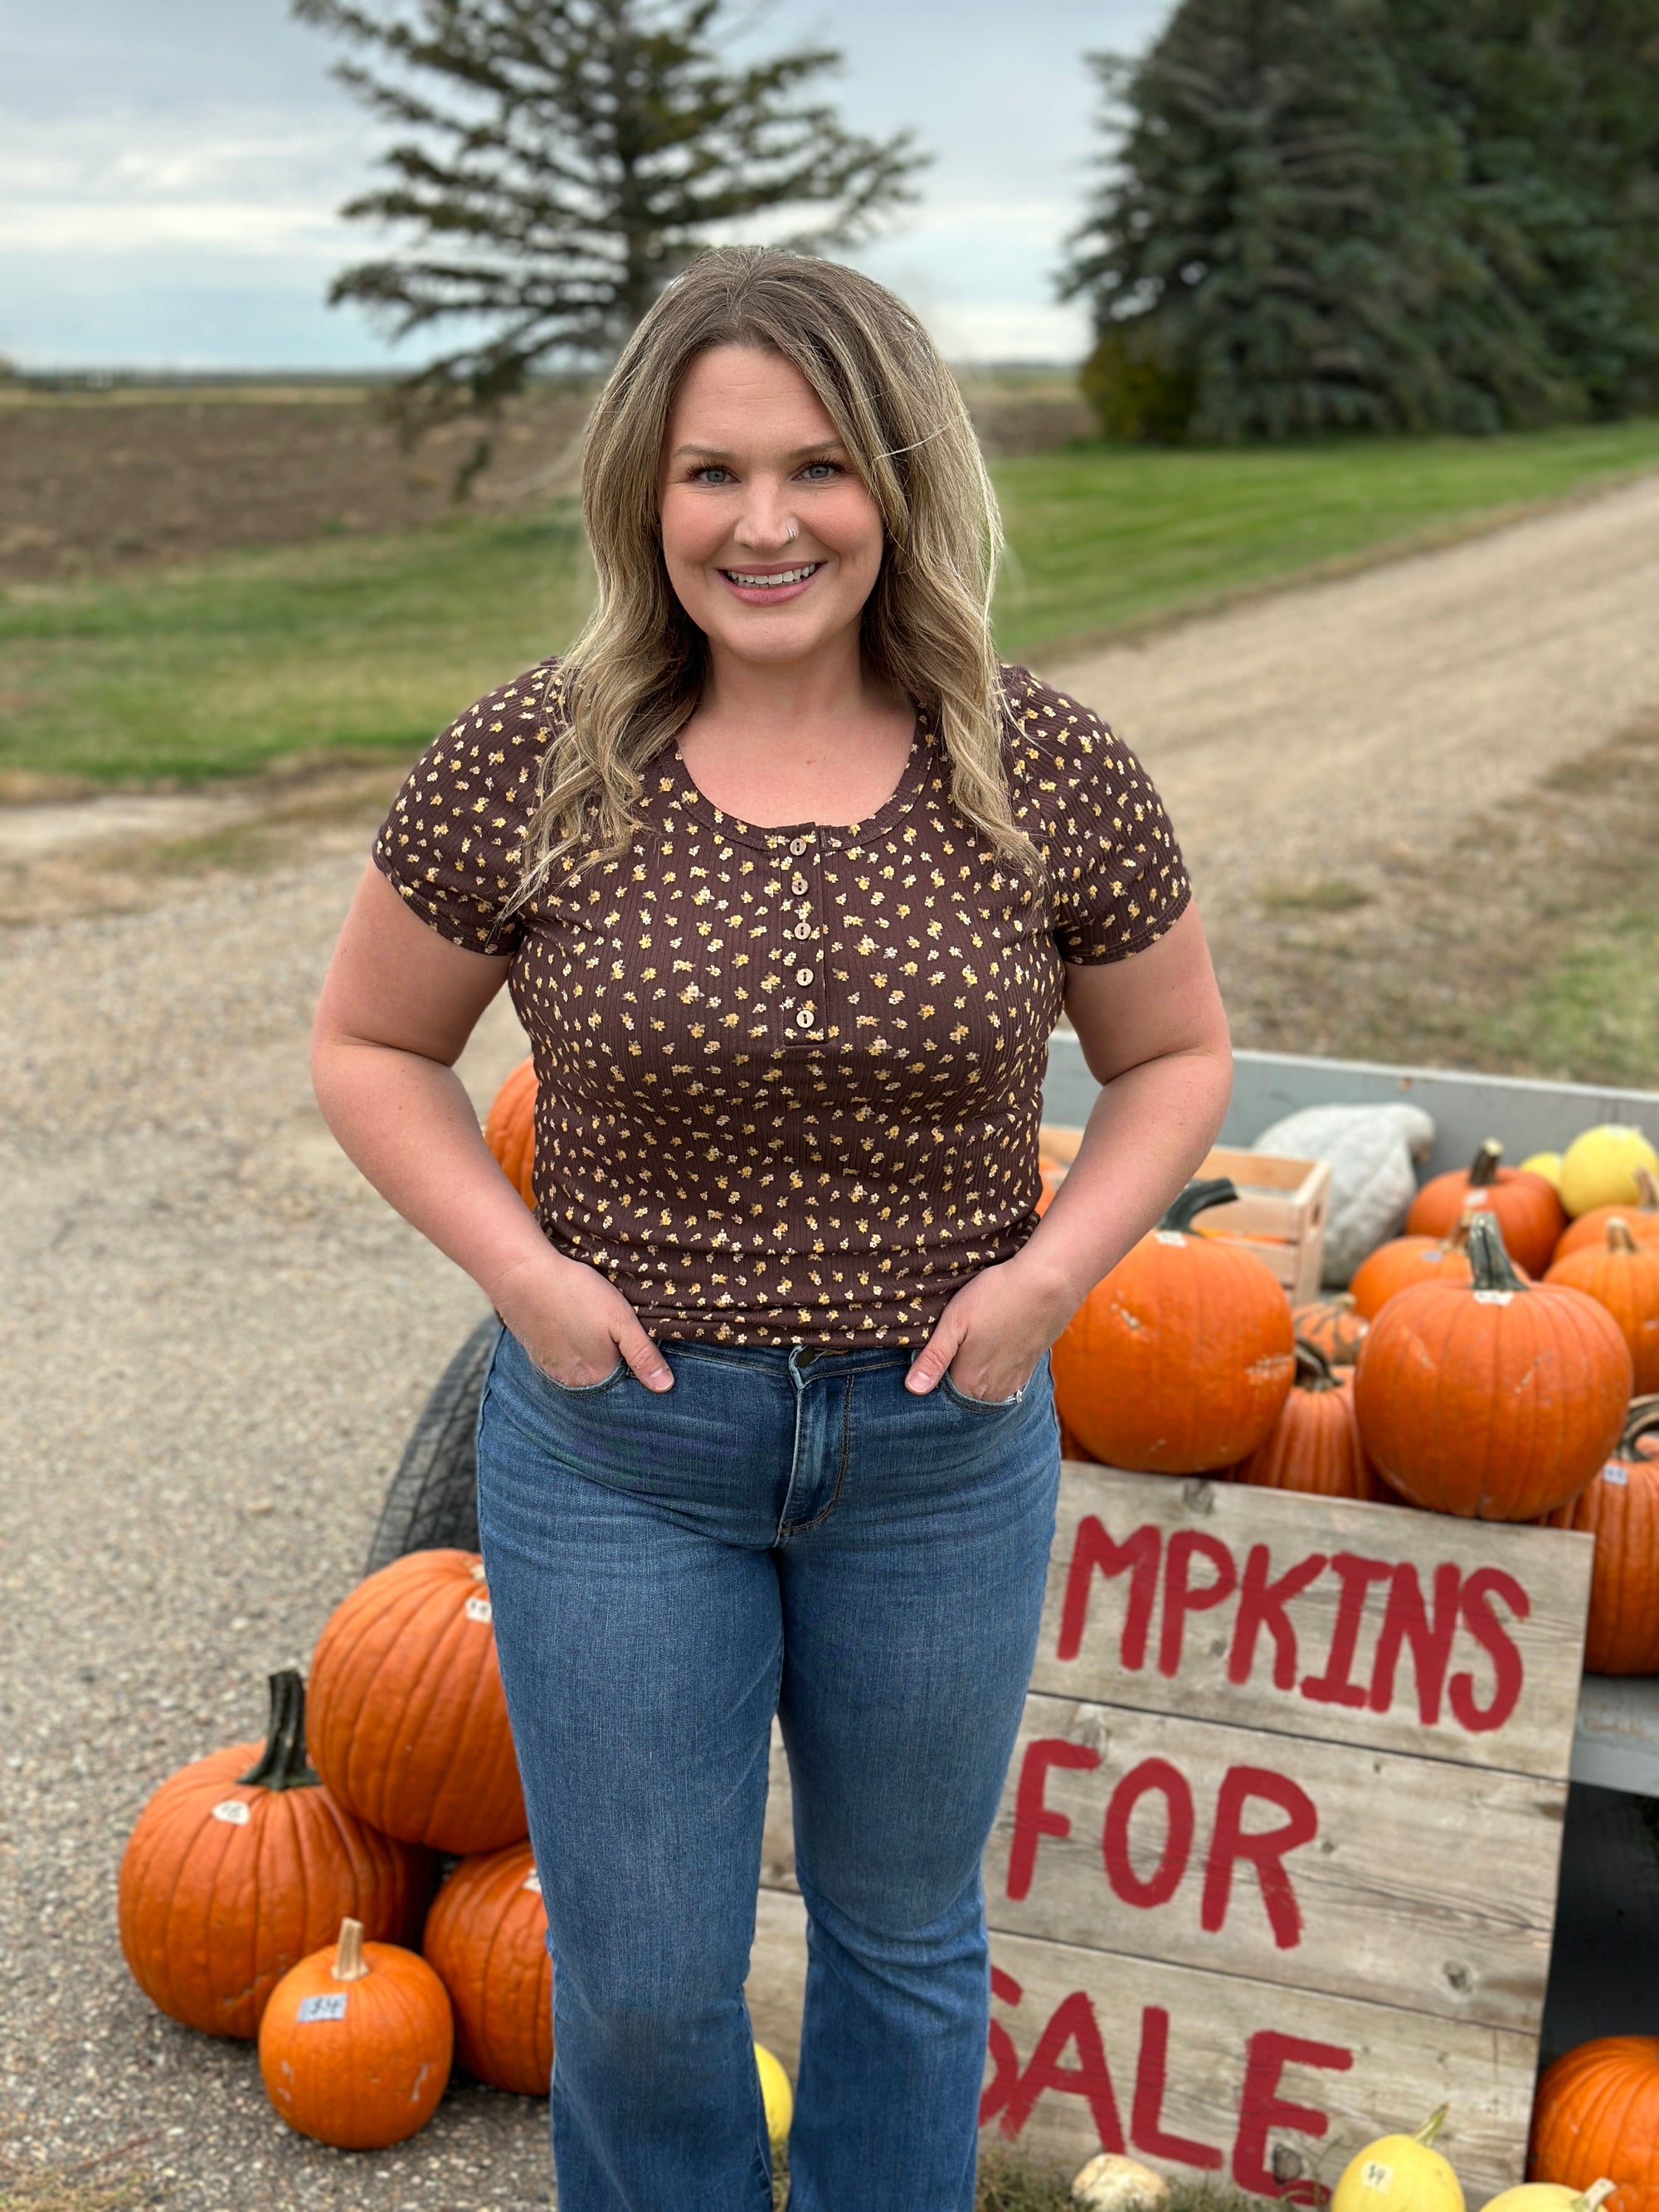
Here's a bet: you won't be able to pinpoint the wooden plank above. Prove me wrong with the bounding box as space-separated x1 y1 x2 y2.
983 1692 1564 2033
1572 1675 1659 1799
745 1886 808 2078
1034 1467 1593 1780
982 1930 1537 2199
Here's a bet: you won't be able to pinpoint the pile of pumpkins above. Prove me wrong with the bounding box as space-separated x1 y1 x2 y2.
1048 1123 1659 1678
116 1547 791 2150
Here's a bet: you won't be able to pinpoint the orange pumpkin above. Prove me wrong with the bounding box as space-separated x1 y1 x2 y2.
1233 1344 1389 1502
1291 1296 1369 1367
1530 2035 1659 2210
1051 1178 1296 1475
1554 1168 1659 1263
1545 1219 1659 1392
423 1842 552 2096
484 1057 537 1208
1350 1208 1479 1319
1354 1213 1632 1519
1058 1420 1098 1463
259 1918 453 2149
1545 1400 1659 1675
118 1671 430 2039
309 1551 528 1855
1406 1137 1567 1276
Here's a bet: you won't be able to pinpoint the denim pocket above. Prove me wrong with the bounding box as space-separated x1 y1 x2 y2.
532 1355 629 1398
939 1371 1027 1415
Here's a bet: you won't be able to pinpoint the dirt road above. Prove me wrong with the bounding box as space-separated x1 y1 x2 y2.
2 474 1656 2210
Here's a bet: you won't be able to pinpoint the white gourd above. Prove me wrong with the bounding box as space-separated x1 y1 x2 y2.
1253 1103 1437 1287
1072 2153 1173 2212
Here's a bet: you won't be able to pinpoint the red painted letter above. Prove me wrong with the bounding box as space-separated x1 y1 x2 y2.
980 1966 1023 2124
1369 1561 1462 1723
1448 1567 1529 1733
998 1989 1126 2150
1058 1519 1162 1669
1132 2005 1224 2168
1160 1532 1238 1677
1007 1739 1100 1901
1229 1544 1329 1689
1201 1767 1319 1950
1300 1553 1394 1709
1233 2029 1352 2195
1102 1759 1195 1910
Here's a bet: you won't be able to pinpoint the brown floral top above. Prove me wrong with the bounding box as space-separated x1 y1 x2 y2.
373 659 1190 1344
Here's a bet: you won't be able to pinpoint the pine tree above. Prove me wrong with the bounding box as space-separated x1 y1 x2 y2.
1059 0 1640 441
293 0 925 464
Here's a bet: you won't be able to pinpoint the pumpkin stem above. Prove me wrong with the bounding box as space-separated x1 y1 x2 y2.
1467 1139 1504 1188
1466 1209 1526 1294
1620 1395 1659 1457
235 1670 321 1792
1572 2184 1618 2212
1159 1177 1238 1235
1606 1218 1640 1255
1292 1341 1340 1392
1412 2103 1449 2149
1636 1166 1659 1212
332 1918 370 1983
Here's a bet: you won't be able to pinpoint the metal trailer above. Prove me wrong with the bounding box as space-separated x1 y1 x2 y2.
372 1042 1659 2061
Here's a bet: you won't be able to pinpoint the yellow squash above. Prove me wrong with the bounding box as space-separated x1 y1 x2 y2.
1478 2184 1615 2212
1560 1125 1659 1218
755 2042 793 2147
1333 2106 1464 2212
1521 1151 1564 1191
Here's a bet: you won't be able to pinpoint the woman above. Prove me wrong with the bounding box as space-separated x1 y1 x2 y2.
312 248 1231 2211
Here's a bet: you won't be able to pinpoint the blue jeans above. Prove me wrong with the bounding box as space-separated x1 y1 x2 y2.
476 1329 1061 2212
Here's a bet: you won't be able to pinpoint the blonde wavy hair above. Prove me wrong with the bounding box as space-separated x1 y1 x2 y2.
517 246 1039 897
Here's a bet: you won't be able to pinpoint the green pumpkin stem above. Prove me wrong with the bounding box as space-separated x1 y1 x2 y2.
1466 1208 1526 1295
236 1669 321 1791
1292 1340 1340 1391
1159 1177 1238 1235
1467 1138 1504 1188
1412 2103 1449 2149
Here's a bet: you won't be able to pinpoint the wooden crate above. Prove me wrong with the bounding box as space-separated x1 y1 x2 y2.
1038 1126 1331 1304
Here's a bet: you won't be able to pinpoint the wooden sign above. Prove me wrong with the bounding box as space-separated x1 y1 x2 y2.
979 1467 1593 2198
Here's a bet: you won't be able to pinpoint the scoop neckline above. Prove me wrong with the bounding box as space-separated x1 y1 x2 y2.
666 707 935 852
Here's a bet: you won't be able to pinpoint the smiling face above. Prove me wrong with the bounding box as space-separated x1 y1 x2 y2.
658 343 888 672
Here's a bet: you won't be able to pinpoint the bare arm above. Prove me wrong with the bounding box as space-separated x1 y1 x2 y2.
905 901 1233 1398
310 863 674 1389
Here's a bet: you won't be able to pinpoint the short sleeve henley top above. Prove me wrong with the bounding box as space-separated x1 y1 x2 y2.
373 659 1190 1345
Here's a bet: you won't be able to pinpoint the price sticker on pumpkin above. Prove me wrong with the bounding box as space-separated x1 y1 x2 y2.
211 1799 251 1826
523 1869 542 1894
1360 2165 1394 2192
1604 1466 1629 1485
465 1595 493 1624
1473 1290 1515 1305
295 1993 348 2023
1154 1231 1185 1247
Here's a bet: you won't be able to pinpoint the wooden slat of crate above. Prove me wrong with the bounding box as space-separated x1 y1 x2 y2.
1038 1126 1331 1303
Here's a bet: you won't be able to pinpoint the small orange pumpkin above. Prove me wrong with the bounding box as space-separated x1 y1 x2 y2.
1051 1178 1296 1475
1529 2035 1659 2209
1554 1168 1659 1264
1406 1137 1566 1276
1233 1344 1389 1503
1545 1219 1659 1392
423 1842 552 2096
259 1918 453 2149
1545 1400 1659 1675
309 1551 528 1855
118 1671 430 2039
484 1057 537 1208
1350 1208 1479 1319
1291 1296 1369 1367
1353 1212 1632 1520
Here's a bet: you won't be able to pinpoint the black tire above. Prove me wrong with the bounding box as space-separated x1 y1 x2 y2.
365 1315 500 1575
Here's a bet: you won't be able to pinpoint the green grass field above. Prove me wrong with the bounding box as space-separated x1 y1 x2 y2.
4 417 1658 787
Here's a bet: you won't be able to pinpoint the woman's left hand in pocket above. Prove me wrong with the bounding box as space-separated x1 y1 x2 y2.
903 1252 1082 1400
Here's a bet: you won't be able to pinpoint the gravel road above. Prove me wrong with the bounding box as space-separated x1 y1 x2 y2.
2 473 1656 2209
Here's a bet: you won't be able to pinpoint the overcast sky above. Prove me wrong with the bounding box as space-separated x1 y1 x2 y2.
1 0 1172 371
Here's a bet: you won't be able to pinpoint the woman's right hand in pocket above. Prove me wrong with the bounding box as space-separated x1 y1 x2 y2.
494 1252 674 1392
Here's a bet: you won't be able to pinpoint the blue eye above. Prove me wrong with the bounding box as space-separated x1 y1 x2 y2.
800 462 840 481
696 466 733 485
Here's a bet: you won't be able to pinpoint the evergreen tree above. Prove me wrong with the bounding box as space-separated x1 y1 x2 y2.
1061 0 1657 441
294 0 924 459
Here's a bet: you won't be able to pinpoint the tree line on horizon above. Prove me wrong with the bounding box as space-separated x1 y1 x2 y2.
294 0 1659 457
